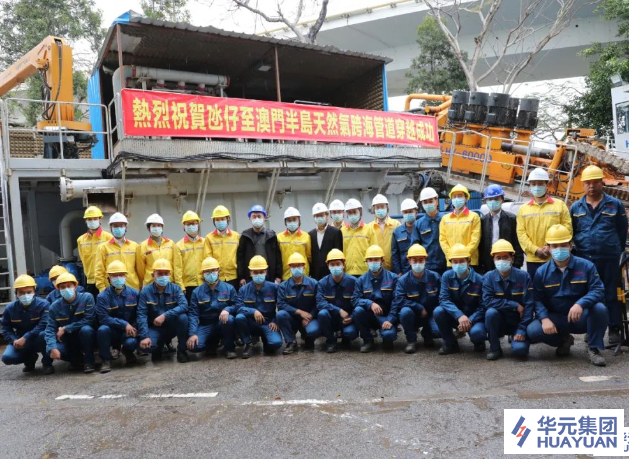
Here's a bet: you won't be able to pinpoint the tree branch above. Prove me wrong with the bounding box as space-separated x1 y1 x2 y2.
231 0 306 42
307 0 329 44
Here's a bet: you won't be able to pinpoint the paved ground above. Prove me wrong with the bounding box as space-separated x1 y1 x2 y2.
0 335 628 458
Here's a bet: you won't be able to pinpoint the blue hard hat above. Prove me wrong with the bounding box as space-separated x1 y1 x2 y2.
248 204 268 218
484 184 504 199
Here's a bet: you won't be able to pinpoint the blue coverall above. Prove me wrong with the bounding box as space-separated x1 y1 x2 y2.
1 297 52 367
316 273 359 345
391 224 413 275
411 212 447 274
352 268 398 343
96 286 140 360
234 281 283 351
188 281 237 352
276 276 320 344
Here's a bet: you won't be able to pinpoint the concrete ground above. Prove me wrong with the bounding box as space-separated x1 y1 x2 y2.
0 335 628 459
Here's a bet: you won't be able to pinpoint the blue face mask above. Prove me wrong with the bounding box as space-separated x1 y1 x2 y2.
286 222 299 232
150 226 163 237
215 220 228 231
494 260 512 273
423 203 437 214
185 224 198 235
252 274 266 284
290 267 304 278
314 216 327 227
204 272 219 284
86 220 100 230
403 213 416 224
411 263 425 274
486 200 502 212
331 213 344 223
18 293 35 306
155 276 170 286
329 266 343 277
111 276 126 289
60 287 75 300
348 214 361 225
452 263 468 276
452 197 466 210
252 218 265 229
551 247 570 262
375 208 388 219
368 261 381 273
112 227 126 239
531 186 547 198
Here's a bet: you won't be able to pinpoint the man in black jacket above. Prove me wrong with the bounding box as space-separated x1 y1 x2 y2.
308 202 343 280
479 185 524 273
237 205 283 286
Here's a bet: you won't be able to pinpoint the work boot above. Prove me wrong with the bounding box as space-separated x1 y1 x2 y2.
83 363 95 374
404 342 417 354
556 334 574 357
42 365 55 375
326 342 337 354
423 336 435 348
151 347 163 362
303 338 315 351
69 361 84 371
474 342 486 353
176 350 190 363
360 341 374 353
486 348 503 361
588 348 606 367
608 327 620 346
242 343 254 359
262 345 276 355
225 351 237 360
22 356 37 372
438 343 460 355
340 338 352 349
100 360 111 374
282 342 298 355
123 350 137 364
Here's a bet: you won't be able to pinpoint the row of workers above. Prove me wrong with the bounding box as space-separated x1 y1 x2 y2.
2 219 610 374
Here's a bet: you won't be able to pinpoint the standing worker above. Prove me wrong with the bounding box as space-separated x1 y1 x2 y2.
176 210 205 301
204 205 240 291
309 202 343 280
277 207 312 280
369 194 401 271
570 165 628 345
342 198 372 276
329 199 346 229
516 167 572 279
137 214 184 290
439 184 481 268
77 206 112 297
411 187 447 274
391 198 418 276
237 205 282 285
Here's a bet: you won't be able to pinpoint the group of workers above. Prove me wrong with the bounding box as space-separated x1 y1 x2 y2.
1 165 626 374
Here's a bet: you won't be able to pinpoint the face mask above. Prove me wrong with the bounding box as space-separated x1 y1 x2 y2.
185 224 198 235
112 227 126 239
286 222 299 232
111 276 126 289
314 216 327 227
368 261 381 273
375 209 387 219
18 293 34 306
60 287 75 300
86 220 100 230
486 200 501 212
551 247 570 262
423 203 437 214
452 198 466 210
331 213 343 223
329 266 343 277
290 267 304 278
531 186 547 198
411 263 425 274
204 272 219 284
348 214 360 225
252 218 265 229
150 226 163 237
452 263 468 276
252 274 266 284
494 260 512 273
403 213 416 224
155 276 170 287
215 220 228 231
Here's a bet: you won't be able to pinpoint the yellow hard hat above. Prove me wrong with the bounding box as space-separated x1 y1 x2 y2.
106 260 128 275
83 206 103 219
212 205 231 219
545 224 572 244
287 253 306 265
49 265 68 280
407 244 428 258
449 184 470 199
490 239 515 255
55 272 78 287
152 258 172 272
248 255 269 270
364 245 385 259
448 244 471 260
581 165 604 182
201 257 220 272
181 210 201 224
326 249 346 263
14 274 37 290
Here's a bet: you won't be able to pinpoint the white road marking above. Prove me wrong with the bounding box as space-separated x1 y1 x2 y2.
141 393 218 398
55 395 94 400
243 399 347 406
99 395 126 399
579 376 614 382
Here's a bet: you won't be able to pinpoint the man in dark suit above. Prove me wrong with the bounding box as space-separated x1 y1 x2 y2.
479 185 524 273
309 202 343 280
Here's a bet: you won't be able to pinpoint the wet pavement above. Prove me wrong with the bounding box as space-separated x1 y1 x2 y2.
1 336 628 458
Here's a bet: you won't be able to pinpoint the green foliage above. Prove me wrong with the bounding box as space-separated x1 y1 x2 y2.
141 0 191 22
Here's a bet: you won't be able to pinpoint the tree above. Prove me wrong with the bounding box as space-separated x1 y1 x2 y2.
406 16 469 95
565 0 629 137
141 0 191 22
423 0 587 93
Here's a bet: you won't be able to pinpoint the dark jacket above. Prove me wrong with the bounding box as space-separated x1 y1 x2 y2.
308 225 343 280
237 228 283 282
479 210 524 272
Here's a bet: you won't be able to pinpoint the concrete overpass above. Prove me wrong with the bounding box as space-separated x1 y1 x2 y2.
266 0 623 96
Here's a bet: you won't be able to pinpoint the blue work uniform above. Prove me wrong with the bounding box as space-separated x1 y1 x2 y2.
352 268 398 343
1 298 52 367
234 281 283 351
316 273 359 345
391 269 441 344
137 282 189 353
433 268 485 349
46 285 85 305
96 286 140 361
45 292 96 366
526 256 608 350
276 276 320 344
391 224 413 275
411 212 447 274
480 268 533 356
570 194 628 328
189 281 237 352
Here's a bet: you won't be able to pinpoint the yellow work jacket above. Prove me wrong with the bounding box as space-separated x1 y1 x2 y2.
95 237 141 291
137 237 184 289
77 227 112 284
342 222 372 276
175 235 205 287
277 229 312 280
368 217 401 271
439 207 481 266
203 229 240 282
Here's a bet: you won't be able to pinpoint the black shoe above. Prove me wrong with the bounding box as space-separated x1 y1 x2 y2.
83 364 96 374
123 351 137 364
326 343 337 354
151 347 163 362
22 364 35 373
360 341 374 353
282 342 298 355
423 336 435 348
404 342 417 354
100 360 111 373
177 350 190 363
225 351 237 360
474 342 486 353
608 327 620 346
303 338 315 351
69 361 84 371
43 365 55 375
204 347 218 357
438 344 460 355
556 334 574 357
486 349 503 361
262 345 276 355
242 343 254 359
340 338 352 349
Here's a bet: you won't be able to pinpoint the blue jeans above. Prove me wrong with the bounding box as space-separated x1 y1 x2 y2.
352 306 397 343
276 310 321 344
481 308 529 356
234 314 282 350
97 325 139 360
526 303 608 350
56 325 96 365
190 316 236 352
2 331 52 366
398 304 441 343
433 306 485 348
147 314 189 353
317 309 359 345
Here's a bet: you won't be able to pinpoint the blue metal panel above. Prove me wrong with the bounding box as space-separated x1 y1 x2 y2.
382 65 389 112
87 71 104 159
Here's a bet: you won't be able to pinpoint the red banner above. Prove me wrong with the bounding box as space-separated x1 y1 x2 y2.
121 89 439 147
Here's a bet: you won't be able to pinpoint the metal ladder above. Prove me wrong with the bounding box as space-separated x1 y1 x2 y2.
0 101 16 314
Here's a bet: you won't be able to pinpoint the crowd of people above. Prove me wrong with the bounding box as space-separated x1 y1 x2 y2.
1 165 626 374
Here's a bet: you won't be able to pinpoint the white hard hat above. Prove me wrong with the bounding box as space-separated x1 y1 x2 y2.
312 202 328 215
345 198 362 211
145 213 164 225
109 212 128 225
419 187 439 201
329 199 345 211
527 167 550 182
400 198 418 212
284 207 301 219
372 194 389 206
